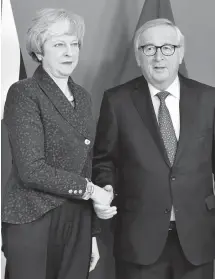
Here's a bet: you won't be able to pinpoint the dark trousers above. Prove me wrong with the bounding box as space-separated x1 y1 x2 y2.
116 226 214 279
2 201 92 279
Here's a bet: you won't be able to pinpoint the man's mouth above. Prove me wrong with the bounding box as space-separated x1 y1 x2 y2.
154 66 166 69
153 66 166 72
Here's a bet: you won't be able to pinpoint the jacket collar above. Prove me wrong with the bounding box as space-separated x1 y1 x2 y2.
33 65 94 140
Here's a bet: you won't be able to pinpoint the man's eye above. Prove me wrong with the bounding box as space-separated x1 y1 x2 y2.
163 45 172 50
144 45 155 53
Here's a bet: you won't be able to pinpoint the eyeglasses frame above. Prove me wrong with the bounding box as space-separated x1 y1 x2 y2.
138 44 181 56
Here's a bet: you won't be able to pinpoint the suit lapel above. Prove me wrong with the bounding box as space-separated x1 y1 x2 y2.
130 75 200 167
130 77 171 167
174 75 200 165
33 65 93 140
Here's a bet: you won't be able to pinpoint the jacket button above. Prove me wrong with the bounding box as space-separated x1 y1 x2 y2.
84 139 90 145
68 189 73 194
74 190 77 194
171 176 176 181
164 208 170 214
79 189 83 194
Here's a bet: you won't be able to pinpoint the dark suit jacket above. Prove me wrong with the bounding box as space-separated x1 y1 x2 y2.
93 75 215 265
2 65 97 231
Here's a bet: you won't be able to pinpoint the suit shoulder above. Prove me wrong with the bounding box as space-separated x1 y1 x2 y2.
181 75 215 103
104 76 142 101
9 77 37 89
8 77 38 99
181 75 215 91
4 78 40 117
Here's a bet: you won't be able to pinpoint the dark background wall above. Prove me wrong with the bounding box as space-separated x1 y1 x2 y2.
2 0 215 278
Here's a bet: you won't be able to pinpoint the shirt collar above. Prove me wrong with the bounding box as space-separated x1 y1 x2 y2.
148 76 180 99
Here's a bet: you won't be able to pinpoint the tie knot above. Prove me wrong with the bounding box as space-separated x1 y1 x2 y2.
157 91 170 101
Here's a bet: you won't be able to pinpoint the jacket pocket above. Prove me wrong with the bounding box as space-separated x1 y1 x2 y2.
196 128 212 140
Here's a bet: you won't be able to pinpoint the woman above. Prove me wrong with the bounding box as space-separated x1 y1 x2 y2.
2 8 116 279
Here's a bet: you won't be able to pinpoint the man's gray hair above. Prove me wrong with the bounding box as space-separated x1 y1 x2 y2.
134 18 185 60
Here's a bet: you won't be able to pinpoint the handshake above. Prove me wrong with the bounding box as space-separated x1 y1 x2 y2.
85 180 117 219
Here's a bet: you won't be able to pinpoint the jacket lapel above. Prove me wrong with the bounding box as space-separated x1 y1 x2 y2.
174 75 200 165
67 78 94 140
33 65 94 140
130 77 171 167
130 75 200 167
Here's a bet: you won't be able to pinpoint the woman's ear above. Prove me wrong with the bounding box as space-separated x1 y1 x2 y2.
35 53 43 62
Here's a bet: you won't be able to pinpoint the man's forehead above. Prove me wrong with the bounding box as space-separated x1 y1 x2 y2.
139 25 178 44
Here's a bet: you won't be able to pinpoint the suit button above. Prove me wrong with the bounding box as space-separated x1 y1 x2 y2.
84 139 90 145
164 209 170 214
68 189 73 194
79 189 83 194
74 190 78 194
171 176 176 181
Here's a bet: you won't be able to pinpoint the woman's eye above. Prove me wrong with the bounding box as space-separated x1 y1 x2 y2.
71 42 79 48
54 43 64 47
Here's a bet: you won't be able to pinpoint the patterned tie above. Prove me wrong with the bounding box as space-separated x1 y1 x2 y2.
157 91 177 166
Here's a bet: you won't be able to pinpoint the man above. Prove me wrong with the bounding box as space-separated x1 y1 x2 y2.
92 18 215 279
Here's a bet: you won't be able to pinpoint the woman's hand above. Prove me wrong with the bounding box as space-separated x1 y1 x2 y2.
91 184 114 205
89 237 100 272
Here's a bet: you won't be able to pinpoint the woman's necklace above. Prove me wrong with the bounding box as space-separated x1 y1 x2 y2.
65 87 75 107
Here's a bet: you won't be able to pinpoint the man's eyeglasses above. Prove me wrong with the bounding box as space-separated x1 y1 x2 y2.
138 44 181 56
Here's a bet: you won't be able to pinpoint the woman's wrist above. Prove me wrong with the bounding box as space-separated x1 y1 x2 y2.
82 179 95 200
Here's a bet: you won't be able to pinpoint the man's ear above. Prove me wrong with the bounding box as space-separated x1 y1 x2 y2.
135 51 141 67
179 45 185 65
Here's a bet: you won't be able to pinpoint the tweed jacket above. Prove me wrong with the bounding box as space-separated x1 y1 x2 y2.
2 65 96 226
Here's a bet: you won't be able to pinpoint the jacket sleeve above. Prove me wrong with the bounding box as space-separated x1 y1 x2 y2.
92 92 119 191
3 83 87 200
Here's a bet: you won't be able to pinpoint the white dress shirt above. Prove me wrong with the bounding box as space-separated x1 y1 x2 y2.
148 76 180 221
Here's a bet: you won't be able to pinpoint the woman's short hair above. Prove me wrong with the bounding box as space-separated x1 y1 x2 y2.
26 8 85 63
134 18 185 61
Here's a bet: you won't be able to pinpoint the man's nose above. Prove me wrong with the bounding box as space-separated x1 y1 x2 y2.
154 48 164 61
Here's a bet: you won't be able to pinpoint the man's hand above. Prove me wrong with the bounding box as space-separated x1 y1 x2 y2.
91 184 114 205
89 237 100 272
93 203 117 219
93 185 117 219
